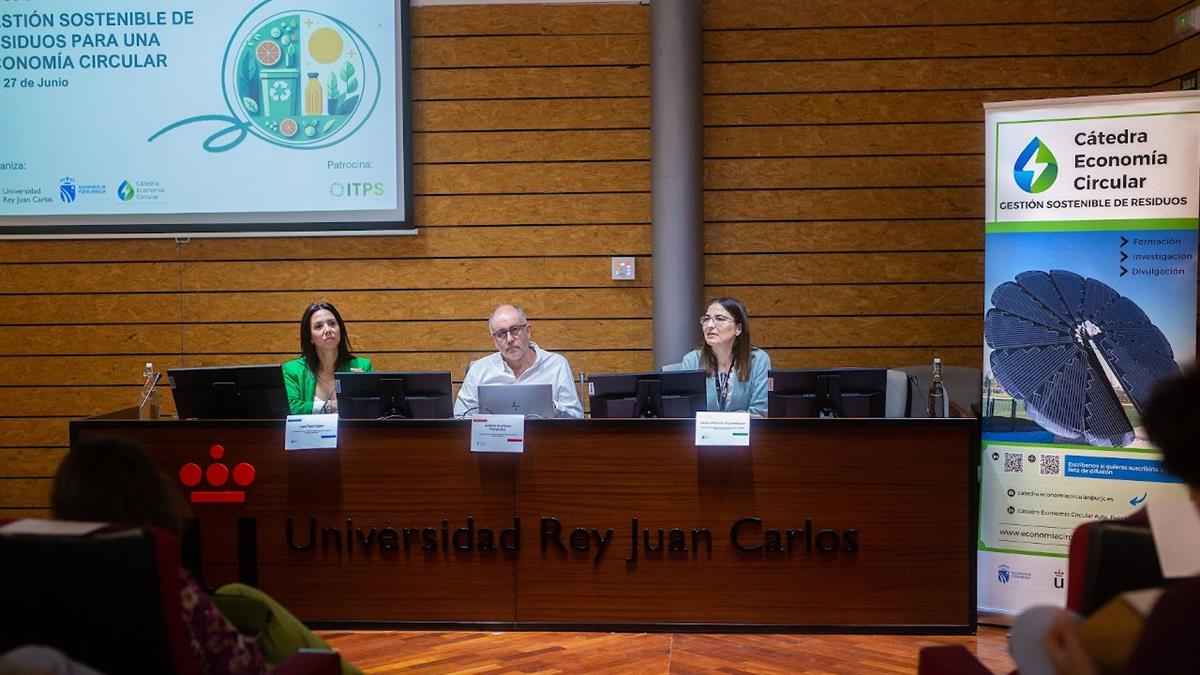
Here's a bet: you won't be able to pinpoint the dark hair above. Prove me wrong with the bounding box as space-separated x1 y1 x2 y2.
699 296 754 382
1142 366 1200 488
299 301 356 373
51 436 189 534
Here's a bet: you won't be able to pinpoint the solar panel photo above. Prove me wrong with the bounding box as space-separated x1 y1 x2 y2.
985 269 1179 447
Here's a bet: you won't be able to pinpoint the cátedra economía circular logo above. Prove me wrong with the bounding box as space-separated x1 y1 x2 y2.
1013 137 1058 194
149 0 381 153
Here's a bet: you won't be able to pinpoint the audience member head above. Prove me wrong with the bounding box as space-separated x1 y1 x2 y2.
299 301 355 372
488 304 532 369
51 436 189 534
699 296 753 381
1142 365 1200 489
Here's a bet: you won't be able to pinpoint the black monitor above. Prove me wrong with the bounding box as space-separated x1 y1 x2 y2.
588 370 707 418
767 368 888 418
167 365 289 420
334 371 453 419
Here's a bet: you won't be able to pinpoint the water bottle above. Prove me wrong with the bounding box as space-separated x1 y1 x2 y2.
138 362 162 420
927 357 946 418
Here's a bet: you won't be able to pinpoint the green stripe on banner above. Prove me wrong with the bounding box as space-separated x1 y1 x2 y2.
986 218 1198 233
977 543 1069 559
996 110 1200 126
732 432 749 436
982 440 1162 456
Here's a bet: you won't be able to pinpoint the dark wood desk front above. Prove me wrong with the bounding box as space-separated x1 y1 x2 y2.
71 417 979 632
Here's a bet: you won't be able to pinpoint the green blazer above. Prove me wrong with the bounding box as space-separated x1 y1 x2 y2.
282 356 373 414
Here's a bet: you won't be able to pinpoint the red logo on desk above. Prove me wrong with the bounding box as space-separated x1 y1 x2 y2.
179 444 256 503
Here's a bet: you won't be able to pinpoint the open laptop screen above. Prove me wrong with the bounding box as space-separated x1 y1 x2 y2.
478 384 556 418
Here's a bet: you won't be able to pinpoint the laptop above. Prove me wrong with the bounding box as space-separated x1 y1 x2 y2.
478 383 557 418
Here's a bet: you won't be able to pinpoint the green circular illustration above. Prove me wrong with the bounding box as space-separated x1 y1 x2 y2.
233 10 367 146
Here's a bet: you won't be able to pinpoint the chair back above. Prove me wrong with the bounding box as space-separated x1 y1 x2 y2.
0 520 197 675
1067 517 1162 615
884 369 912 417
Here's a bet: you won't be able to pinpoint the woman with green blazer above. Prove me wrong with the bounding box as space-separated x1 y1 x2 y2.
281 302 372 414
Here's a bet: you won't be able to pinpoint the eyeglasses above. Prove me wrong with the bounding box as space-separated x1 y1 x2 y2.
491 324 528 341
699 315 734 327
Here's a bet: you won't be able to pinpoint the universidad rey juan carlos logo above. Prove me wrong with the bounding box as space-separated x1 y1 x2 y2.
179 444 256 503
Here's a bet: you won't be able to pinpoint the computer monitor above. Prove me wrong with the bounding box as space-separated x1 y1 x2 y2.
588 370 707 418
767 368 888 418
168 365 289 420
334 371 453 419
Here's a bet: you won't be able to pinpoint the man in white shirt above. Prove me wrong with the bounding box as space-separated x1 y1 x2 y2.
453 304 585 418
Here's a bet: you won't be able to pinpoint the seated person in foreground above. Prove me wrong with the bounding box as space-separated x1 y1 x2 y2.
679 296 771 416
51 436 361 675
454 303 584 418
1030 366 1200 675
282 301 372 414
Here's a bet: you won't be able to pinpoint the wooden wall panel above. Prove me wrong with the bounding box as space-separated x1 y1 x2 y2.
703 89 1130 126
0 0 1175 511
706 221 983 252
415 130 648 163
0 478 51 508
704 156 983 189
416 161 647 194
705 25 1146 60
704 124 983 157
0 420 73 448
705 57 1147 93
0 449 67 477
414 35 648 68
412 4 646 36
701 0 1171 27
415 98 648 131
415 193 648 225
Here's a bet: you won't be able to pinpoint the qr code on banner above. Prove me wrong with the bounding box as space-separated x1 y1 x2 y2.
1040 454 1062 476
1004 452 1024 473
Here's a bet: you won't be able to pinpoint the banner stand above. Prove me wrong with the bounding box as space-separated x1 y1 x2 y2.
980 91 1199 617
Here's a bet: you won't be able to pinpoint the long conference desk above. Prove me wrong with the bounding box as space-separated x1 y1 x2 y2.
71 413 979 633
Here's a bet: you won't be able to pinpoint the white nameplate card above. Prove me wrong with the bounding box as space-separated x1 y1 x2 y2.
695 411 751 446
285 413 339 450
471 415 525 453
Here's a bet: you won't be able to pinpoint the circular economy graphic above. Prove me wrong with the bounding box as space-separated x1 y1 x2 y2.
230 8 376 147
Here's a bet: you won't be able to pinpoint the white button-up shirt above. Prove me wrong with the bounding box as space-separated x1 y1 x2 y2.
454 342 584 418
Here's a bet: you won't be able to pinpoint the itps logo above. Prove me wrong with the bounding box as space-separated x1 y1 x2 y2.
179 444 256 503
1013 137 1058 193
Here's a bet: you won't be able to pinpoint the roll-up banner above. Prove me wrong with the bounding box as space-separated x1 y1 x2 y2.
980 92 1199 616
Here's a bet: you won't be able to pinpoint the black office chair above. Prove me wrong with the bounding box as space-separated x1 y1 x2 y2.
0 521 198 675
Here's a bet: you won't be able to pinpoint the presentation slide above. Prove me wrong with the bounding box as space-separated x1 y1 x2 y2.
0 0 409 235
